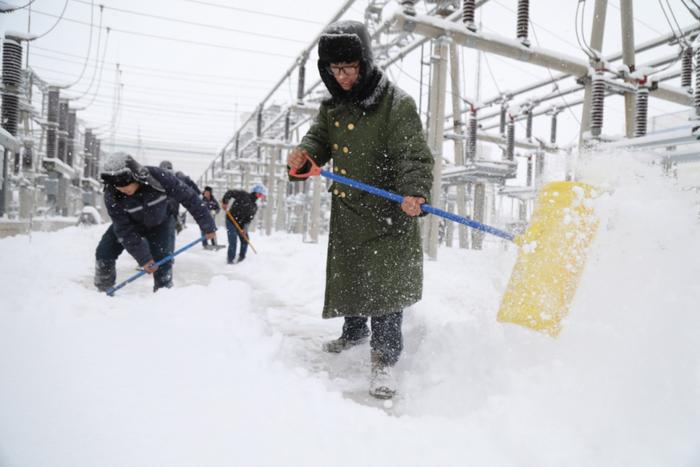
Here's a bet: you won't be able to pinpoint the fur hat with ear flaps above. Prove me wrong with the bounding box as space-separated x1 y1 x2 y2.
317 20 388 110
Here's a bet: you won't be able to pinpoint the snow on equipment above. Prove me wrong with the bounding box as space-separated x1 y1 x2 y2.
105 235 205 296
291 155 598 337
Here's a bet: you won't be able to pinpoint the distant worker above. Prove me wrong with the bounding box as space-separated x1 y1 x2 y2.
221 184 265 264
201 186 221 249
95 154 216 292
159 160 200 232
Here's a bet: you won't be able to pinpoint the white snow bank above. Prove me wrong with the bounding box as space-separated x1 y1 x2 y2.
0 150 698 466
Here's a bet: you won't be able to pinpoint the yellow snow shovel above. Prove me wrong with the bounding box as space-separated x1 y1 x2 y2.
497 181 598 337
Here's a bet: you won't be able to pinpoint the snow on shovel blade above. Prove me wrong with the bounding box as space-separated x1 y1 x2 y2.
498 181 598 337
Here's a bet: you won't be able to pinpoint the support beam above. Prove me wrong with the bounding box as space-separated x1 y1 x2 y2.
620 0 636 137
393 12 589 76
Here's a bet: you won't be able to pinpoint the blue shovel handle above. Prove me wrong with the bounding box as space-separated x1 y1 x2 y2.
106 235 206 296
319 169 515 242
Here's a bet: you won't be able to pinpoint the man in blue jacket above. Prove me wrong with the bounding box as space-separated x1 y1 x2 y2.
94 153 216 292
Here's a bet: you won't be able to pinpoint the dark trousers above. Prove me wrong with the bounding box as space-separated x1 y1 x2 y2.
343 311 403 366
95 218 176 291
226 218 249 263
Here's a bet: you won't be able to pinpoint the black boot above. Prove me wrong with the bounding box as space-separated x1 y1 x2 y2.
94 259 116 292
322 317 370 353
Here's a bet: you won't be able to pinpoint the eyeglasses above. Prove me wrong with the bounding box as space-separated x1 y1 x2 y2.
327 63 360 77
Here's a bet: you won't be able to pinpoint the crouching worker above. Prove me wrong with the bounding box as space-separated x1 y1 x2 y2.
94 153 216 293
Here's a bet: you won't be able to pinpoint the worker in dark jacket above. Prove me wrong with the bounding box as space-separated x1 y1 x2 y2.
201 186 221 249
221 185 265 264
159 160 200 233
287 21 433 399
95 154 216 292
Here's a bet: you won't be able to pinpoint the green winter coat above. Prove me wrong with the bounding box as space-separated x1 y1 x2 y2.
295 80 434 318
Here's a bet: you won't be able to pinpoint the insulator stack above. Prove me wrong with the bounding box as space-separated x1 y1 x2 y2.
634 86 649 137
58 99 69 163
517 0 530 46
297 59 306 104
1 38 23 137
525 109 533 140
93 139 101 179
499 103 507 136
550 112 558 144
526 155 534 186
235 134 240 158
590 71 605 137
506 117 515 161
2 38 22 87
467 108 477 162
681 46 693 91
284 110 291 141
83 129 93 178
47 87 60 124
67 111 76 167
22 143 33 170
1 93 19 136
463 0 477 31
695 47 700 117
256 107 263 137
401 0 416 16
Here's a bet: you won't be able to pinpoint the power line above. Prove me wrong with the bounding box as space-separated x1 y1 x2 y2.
31 9 297 59
29 64 268 102
60 0 97 89
33 0 69 39
32 46 278 84
183 0 324 26
29 51 276 90
69 0 307 44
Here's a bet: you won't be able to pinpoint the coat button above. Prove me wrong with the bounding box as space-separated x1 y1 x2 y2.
340 169 347 175
333 189 339 195
340 192 346 198
334 121 340 128
333 167 338 173
332 143 339 151
347 123 355 131
342 146 349 154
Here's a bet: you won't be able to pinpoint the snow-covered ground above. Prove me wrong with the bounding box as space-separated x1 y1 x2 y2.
1 154 699 467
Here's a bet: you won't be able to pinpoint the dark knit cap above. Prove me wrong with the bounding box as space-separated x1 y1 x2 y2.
317 21 373 65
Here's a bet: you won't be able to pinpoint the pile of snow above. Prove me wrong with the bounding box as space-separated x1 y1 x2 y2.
0 151 698 466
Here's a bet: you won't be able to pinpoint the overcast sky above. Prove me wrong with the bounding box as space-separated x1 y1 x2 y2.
1 0 696 178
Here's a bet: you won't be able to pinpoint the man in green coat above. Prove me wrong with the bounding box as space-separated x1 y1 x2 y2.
287 20 433 399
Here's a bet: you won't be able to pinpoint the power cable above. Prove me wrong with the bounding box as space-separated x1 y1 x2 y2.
680 0 700 20
665 0 690 45
69 0 307 44
33 0 69 39
183 0 324 26
30 51 275 90
60 0 97 89
66 24 107 101
576 0 598 60
0 0 37 13
530 22 581 126
32 46 278 84
30 64 262 103
31 9 296 58
657 0 683 45
72 27 110 108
